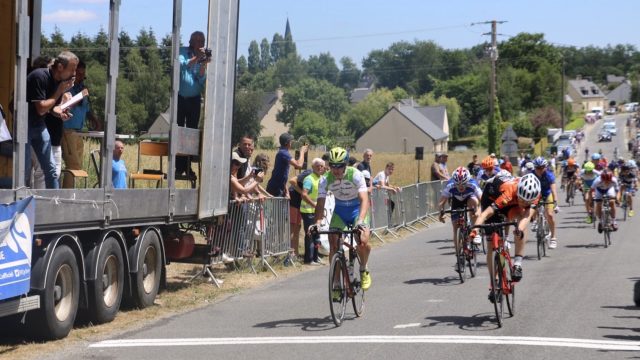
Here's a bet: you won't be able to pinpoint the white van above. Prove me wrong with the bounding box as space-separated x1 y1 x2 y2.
591 106 603 119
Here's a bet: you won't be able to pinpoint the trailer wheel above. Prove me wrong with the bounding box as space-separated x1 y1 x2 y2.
31 245 80 340
132 231 162 308
89 236 124 323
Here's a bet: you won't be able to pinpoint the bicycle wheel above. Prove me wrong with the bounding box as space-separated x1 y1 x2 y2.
468 243 477 278
328 253 347 327
536 220 544 260
504 258 515 317
350 250 365 317
623 198 628 222
603 211 609 249
491 251 504 327
456 229 466 283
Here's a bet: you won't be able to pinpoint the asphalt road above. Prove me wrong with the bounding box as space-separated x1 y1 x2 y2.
50 114 640 360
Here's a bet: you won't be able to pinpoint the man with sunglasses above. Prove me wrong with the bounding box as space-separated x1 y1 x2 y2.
310 147 372 294
469 173 541 301
531 157 560 249
438 167 483 263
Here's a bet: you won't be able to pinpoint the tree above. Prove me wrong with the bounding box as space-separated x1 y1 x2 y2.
259 38 271 70
272 54 307 88
270 33 284 63
247 40 260 74
434 67 489 129
306 53 339 84
337 56 361 90
232 90 263 144
342 88 396 138
529 106 561 138
291 110 332 145
418 92 462 140
278 78 349 127
93 27 109 65
237 55 248 76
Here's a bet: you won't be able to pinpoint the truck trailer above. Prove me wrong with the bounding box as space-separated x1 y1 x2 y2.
0 0 238 339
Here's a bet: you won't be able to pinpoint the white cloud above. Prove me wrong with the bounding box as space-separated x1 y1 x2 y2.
68 0 108 4
43 9 98 23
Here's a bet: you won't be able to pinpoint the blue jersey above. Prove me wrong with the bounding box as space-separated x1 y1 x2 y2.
535 169 556 197
441 178 483 202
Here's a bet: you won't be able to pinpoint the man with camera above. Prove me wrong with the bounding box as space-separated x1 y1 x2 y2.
176 31 211 180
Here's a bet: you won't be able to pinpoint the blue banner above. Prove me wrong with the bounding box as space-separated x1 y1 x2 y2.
0 197 35 301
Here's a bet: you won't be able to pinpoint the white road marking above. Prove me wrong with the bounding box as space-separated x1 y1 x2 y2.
90 335 640 351
393 323 421 329
426 299 443 303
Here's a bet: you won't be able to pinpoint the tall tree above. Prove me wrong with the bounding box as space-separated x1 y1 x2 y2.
237 55 248 76
337 56 361 90
247 40 260 74
270 33 284 63
278 78 349 127
259 38 271 70
232 90 263 144
93 27 109 65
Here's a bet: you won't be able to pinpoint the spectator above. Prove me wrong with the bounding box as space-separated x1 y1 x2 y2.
373 162 401 193
300 158 326 265
348 156 358 166
266 133 307 197
467 154 481 177
233 135 265 194
288 166 313 258
251 153 272 198
229 152 259 200
112 140 127 189
176 31 210 180
356 149 374 192
26 51 78 188
439 153 450 179
500 155 513 174
430 153 446 181
61 60 101 188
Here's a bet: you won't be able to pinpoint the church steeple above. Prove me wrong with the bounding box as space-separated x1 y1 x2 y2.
284 18 296 57
285 18 291 39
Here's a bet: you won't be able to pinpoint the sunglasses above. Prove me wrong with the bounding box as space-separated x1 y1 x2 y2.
329 164 346 169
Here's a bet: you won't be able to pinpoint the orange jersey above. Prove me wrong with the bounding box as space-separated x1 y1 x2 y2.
493 178 540 210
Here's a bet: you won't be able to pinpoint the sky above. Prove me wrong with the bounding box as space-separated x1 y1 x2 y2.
41 0 640 66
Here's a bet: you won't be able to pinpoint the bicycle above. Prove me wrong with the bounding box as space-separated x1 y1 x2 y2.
443 207 477 283
314 226 365 327
532 201 553 260
620 188 635 221
598 194 615 248
472 219 518 328
565 177 577 206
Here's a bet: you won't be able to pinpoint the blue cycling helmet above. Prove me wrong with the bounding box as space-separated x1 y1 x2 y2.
532 156 548 168
591 153 601 161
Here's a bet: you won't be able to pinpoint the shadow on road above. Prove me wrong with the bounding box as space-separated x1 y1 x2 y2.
253 316 336 332
423 313 498 331
564 243 604 249
404 276 460 286
428 239 450 244
601 305 639 311
556 225 594 230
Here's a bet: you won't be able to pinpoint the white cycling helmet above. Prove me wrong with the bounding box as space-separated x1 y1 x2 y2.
452 166 471 185
517 173 541 202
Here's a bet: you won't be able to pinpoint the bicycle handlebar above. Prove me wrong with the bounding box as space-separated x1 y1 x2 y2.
313 228 361 236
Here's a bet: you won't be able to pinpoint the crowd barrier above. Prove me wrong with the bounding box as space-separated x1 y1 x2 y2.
199 181 446 284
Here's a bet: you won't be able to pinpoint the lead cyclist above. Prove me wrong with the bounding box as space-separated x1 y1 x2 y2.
310 147 372 292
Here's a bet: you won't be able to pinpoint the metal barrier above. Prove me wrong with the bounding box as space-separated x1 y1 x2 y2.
194 181 446 286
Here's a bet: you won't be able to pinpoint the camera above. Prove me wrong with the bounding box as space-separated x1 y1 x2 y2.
204 48 212 58
252 167 263 175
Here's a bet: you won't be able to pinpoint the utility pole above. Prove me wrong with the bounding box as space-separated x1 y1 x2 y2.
561 56 565 133
473 20 506 154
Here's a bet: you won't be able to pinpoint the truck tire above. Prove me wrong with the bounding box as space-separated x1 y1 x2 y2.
634 281 640 307
31 245 80 340
89 236 124 324
132 231 162 308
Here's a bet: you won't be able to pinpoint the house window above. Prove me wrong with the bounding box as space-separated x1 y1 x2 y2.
591 86 599 95
580 87 588 96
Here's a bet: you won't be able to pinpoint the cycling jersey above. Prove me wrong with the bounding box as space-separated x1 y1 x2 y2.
580 169 601 189
441 178 482 202
534 169 555 197
619 171 637 186
318 167 367 227
488 178 539 220
476 166 500 186
563 165 579 178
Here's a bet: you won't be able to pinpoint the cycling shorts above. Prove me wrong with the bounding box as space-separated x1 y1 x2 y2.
594 187 616 201
450 197 478 220
331 203 369 230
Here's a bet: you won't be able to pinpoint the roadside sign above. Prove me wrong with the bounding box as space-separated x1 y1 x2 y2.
0 197 35 301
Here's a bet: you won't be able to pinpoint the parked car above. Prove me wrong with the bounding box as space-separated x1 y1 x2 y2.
624 102 639 112
606 107 617 115
603 122 617 135
598 131 612 142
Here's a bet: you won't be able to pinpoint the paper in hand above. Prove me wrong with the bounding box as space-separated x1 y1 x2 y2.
60 91 85 111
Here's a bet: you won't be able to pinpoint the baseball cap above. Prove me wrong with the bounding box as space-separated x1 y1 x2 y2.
279 133 294 146
231 152 247 163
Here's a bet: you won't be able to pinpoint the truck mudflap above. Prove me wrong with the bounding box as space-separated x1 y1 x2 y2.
0 295 39 317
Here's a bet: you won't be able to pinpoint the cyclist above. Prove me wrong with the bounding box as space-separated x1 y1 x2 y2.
438 167 483 257
532 157 560 249
592 169 619 232
576 161 600 223
469 173 541 301
476 156 499 188
618 161 638 217
561 157 579 201
592 153 605 171
311 147 372 294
